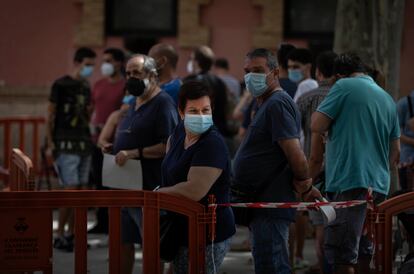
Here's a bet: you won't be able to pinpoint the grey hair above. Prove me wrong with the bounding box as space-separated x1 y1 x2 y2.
129 54 158 76
246 48 278 70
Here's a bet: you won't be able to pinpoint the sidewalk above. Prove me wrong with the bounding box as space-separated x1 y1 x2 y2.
51 210 317 274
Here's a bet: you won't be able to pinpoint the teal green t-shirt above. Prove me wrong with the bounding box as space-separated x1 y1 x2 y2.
317 75 400 195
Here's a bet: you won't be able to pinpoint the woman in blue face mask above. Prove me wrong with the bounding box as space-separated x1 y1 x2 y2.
157 80 235 273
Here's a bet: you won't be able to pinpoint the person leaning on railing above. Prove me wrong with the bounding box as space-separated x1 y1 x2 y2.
157 80 236 273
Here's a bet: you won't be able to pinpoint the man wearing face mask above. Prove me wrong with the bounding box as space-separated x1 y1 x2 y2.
287 48 318 103
46 47 96 251
112 54 179 274
148 43 181 104
91 48 126 140
232 48 322 274
88 48 126 234
277 43 298 99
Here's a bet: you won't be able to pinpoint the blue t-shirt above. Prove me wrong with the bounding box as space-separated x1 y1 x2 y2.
241 99 257 129
113 91 179 190
161 122 236 244
397 91 414 163
160 78 181 105
233 90 300 221
279 77 297 99
317 75 400 195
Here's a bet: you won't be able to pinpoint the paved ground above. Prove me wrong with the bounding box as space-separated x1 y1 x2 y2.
47 210 408 273
49 210 318 274
52 235 318 274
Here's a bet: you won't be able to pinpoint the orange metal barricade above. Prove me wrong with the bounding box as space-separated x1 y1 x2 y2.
0 116 45 187
2 149 216 273
9 148 36 191
370 191 414 273
0 190 215 273
3 148 52 273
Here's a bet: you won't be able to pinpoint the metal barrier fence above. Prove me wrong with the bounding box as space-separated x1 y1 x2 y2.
370 191 414 273
0 190 215 274
0 116 45 187
1 148 215 273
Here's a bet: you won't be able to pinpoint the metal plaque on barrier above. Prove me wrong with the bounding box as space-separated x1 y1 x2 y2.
0 209 52 271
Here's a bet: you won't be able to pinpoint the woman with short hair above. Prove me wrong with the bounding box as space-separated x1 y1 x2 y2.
158 80 235 273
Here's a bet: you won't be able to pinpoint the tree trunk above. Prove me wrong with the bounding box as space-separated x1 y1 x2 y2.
334 0 405 99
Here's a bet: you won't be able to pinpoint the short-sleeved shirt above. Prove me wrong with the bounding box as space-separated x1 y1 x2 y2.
49 75 92 155
297 80 331 157
91 78 125 127
241 99 257 130
161 122 236 244
293 78 319 102
396 91 414 163
279 77 298 99
233 90 301 221
160 78 181 105
317 75 400 195
113 91 179 190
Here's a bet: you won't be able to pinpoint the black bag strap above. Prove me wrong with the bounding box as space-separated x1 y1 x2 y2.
407 96 414 118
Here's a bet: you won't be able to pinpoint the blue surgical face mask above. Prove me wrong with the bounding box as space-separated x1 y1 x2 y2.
80 65 94 78
288 69 304 83
122 95 135 104
184 114 213 135
244 72 269 97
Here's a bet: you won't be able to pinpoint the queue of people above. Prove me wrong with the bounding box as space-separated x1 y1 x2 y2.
46 43 405 274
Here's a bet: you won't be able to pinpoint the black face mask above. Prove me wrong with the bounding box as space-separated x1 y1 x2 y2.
126 77 147 97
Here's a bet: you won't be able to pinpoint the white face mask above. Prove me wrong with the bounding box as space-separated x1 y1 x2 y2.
101 62 115 76
186 60 194 74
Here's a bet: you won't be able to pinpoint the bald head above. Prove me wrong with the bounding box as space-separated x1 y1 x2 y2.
148 43 179 69
193 46 215 72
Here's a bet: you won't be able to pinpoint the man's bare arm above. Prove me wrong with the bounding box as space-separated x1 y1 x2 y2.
309 132 325 180
311 112 332 134
114 143 167 166
98 110 121 153
400 134 414 146
389 138 400 168
278 138 310 192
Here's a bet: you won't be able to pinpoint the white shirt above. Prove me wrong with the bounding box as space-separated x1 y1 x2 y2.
293 78 319 102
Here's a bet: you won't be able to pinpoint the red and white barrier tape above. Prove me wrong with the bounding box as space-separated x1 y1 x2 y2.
209 200 367 211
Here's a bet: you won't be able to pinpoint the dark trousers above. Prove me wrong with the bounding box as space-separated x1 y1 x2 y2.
91 145 109 231
398 167 413 190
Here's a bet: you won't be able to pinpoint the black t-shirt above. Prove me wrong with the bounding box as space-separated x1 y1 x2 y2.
161 122 236 244
113 91 179 190
49 75 92 155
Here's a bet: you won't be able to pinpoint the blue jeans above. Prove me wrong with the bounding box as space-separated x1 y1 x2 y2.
173 238 231 274
121 207 142 244
324 188 386 268
55 153 91 187
249 215 291 274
